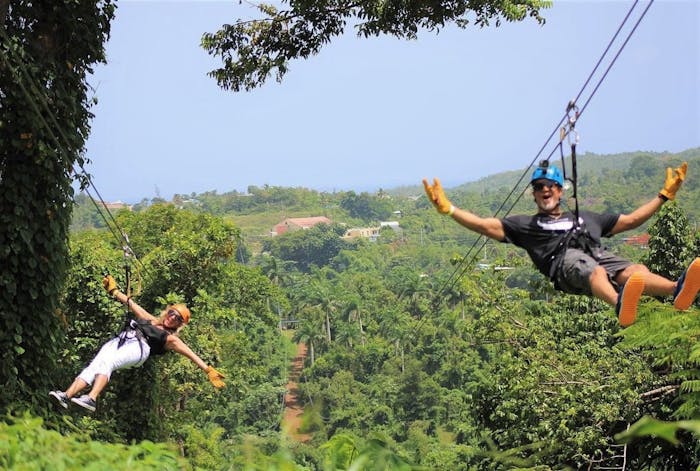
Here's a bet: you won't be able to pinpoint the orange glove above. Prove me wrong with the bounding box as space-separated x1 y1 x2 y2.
422 177 454 215
659 161 687 201
205 366 225 389
102 275 118 296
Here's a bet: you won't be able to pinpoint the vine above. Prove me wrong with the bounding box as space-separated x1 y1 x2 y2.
0 1 115 411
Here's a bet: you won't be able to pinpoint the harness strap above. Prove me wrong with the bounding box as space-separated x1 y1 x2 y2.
547 100 590 289
548 221 603 287
117 319 147 363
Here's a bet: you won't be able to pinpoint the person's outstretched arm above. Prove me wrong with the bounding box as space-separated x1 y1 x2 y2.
611 162 687 235
423 177 506 241
102 275 156 322
165 335 226 388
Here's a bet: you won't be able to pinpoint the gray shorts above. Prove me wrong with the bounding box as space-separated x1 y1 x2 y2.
553 248 632 295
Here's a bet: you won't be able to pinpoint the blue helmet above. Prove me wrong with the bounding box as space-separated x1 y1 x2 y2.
531 165 564 187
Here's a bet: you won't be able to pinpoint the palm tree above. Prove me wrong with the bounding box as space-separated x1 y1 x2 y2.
334 318 362 349
342 297 365 347
257 254 297 327
377 307 411 372
257 253 295 288
397 275 431 319
305 268 340 343
292 308 325 366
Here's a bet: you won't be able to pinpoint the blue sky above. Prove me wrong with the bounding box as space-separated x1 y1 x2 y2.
84 0 699 203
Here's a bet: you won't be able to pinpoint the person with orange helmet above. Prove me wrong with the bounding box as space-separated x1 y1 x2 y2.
424 161 700 327
49 275 225 413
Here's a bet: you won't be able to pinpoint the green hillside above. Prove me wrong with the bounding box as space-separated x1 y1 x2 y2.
6 2 699 468
74 148 700 235
33 147 700 470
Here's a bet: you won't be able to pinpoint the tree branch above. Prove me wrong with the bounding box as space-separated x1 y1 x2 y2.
639 384 679 399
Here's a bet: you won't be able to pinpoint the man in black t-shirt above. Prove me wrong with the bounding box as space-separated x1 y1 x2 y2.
423 162 700 326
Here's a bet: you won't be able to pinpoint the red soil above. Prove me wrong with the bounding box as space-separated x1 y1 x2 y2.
281 342 311 442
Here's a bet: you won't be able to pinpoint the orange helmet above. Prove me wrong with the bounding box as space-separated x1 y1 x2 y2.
170 303 191 324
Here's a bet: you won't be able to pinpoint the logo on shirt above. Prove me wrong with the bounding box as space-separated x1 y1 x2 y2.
536 216 583 232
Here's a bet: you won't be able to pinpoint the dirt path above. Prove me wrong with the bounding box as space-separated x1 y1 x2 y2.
281 342 311 442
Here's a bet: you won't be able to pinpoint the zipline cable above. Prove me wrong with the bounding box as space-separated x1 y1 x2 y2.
575 0 654 121
0 28 147 277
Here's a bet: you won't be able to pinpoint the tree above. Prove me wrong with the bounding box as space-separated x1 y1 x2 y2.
341 297 365 347
257 253 296 289
302 268 341 343
262 223 348 272
115 204 242 306
0 0 115 411
201 0 550 92
339 191 394 222
376 307 412 371
643 201 694 281
293 309 326 366
70 193 108 231
616 303 700 469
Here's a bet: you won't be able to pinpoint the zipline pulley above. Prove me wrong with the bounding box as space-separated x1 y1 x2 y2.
556 99 581 222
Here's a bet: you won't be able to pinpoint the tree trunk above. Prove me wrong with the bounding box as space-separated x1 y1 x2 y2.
358 309 365 346
0 0 114 413
0 0 9 28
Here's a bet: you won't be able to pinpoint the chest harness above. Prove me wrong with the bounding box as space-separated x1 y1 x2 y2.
118 318 173 356
114 260 174 358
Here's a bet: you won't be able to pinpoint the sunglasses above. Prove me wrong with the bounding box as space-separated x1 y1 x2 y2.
167 309 184 323
532 181 558 192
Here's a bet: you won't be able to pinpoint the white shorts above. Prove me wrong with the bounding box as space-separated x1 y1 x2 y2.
77 334 151 385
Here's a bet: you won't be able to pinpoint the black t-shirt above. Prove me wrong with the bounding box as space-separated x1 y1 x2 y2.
501 210 619 277
133 319 174 355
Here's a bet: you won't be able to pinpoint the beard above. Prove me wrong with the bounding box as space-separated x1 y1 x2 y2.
536 197 560 213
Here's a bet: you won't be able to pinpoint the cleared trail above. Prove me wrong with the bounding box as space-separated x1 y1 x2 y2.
281 342 311 442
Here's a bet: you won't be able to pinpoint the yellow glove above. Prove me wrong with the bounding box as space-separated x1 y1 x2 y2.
659 161 688 201
422 177 454 215
102 275 118 296
205 366 225 389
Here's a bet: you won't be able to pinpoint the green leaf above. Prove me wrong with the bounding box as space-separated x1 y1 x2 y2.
615 416 687 445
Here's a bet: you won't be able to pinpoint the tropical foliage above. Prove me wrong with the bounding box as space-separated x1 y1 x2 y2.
201 0 551 91
6 148 700 469
3 1 700 469
0 0 115 412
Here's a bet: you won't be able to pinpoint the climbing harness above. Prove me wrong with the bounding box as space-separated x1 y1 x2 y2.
540 100 606 288
120 318 173 356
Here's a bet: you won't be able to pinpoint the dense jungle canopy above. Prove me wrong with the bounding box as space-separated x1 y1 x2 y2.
2 0 700 469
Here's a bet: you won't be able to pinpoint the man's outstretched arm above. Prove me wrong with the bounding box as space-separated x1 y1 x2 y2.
612 161 687 235
423 178 506 241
